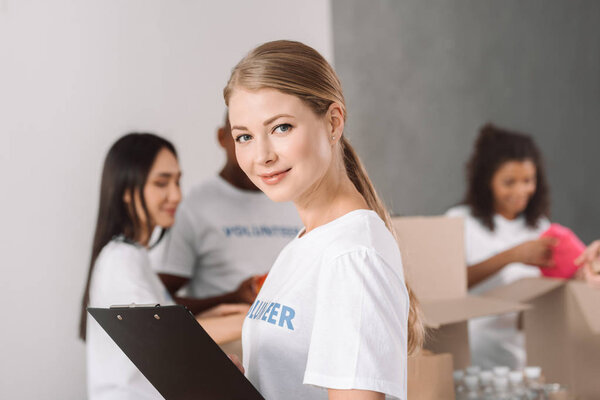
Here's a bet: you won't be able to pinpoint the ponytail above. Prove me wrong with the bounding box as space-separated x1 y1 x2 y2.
341 137 425 355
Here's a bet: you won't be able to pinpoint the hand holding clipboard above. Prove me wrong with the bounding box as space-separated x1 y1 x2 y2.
88 304 264 400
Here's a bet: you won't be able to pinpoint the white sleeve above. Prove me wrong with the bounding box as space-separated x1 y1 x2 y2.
90 244 163 307
445 205 468 218
157 204 199 277
303 249 408 400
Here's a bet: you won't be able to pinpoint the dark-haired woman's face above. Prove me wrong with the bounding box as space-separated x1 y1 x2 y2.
133 148 182 230
490 159 536 219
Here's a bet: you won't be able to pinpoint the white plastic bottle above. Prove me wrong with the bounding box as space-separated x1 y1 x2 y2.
493 366 510 378
508 371 527 400
493 376 511 400
524 367 546 400
466 366 482 376
454 370 466 399
479 370 495 400
464 375 481 400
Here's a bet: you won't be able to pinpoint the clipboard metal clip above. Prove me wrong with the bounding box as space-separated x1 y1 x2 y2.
110 303 161 309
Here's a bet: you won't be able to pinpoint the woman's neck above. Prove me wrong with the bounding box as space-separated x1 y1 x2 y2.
295 162 368 235
135 225 153 248
494 207 520 221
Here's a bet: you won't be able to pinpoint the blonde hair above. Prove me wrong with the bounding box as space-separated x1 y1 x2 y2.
224 40 424 354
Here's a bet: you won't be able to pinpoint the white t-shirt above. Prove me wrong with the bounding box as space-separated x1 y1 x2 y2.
152 176 302 298
242 210 409 400
445 205 550 369
86 238 174 400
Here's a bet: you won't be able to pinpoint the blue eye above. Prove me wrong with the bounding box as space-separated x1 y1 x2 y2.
274 124 292 134
235 134 252 143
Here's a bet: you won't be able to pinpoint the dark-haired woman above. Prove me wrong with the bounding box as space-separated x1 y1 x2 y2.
446 124 554 370
80 133 248 400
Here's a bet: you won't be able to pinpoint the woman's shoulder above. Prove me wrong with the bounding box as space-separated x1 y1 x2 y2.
90 238 164 307
95 238 148 272
321 210 401 266
445 204 471 218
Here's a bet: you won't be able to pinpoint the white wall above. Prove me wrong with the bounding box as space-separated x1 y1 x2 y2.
0 1 332 398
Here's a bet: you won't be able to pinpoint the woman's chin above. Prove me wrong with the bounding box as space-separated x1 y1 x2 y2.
156 217 176 229
264 193 294 203
259 187 294 203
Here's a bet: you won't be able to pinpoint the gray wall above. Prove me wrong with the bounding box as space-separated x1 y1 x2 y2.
332 0 600 243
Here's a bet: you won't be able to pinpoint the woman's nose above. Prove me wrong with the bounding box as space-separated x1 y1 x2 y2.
255 137 277 165
168 183 182 204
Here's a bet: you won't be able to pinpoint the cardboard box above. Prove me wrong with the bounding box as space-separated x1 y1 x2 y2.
393 216 600 399
407 351 455 400
483 278 600 400
392 216 527 369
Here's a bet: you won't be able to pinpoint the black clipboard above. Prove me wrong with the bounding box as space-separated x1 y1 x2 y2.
88 304 265 400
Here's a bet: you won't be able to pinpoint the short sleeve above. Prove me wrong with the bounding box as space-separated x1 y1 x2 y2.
303 249 409 400
537 216 551 233
445 205 468 218
90 244 164 307
157 203 199 277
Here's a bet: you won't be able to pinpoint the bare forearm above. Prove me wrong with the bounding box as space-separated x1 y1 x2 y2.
467 248 516 288
174 292 240 314
197 313 245 344
328 389 384 400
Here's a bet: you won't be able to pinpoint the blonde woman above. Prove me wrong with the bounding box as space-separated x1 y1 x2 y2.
224 40 423 400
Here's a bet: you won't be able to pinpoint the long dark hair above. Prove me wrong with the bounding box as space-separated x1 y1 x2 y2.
79 133 177 340
464 123 550 231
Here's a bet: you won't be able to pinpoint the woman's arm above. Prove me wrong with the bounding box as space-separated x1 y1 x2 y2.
160 273 258 314
197 313 246 345
467 237 556 288
467 248 516 288
328 389 384 400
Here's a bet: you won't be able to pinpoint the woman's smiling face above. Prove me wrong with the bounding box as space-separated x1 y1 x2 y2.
490 159 537 219
228 88 334 203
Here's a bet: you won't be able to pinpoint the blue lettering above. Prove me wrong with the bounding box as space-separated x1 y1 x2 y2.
261 303 273 321
224 225 300 238
278 306 295 330
250 300 262 319
247 301 258 317
255 301 268 320
267 303 280 324
258 302 270 320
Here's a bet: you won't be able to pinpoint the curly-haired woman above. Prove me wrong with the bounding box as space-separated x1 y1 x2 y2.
446 123 555 369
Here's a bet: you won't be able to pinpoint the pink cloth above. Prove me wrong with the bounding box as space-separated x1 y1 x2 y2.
539 223 585 279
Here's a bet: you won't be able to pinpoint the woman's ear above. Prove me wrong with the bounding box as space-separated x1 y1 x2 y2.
217 126 228 149
123 189 132 204
326 103 345 145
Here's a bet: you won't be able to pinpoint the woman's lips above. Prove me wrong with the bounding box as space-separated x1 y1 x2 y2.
259 168 291 185
163 208 177 216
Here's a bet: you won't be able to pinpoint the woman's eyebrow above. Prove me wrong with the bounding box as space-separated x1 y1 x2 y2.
263 114 294 126
153 172 181 178
231 114 295 131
